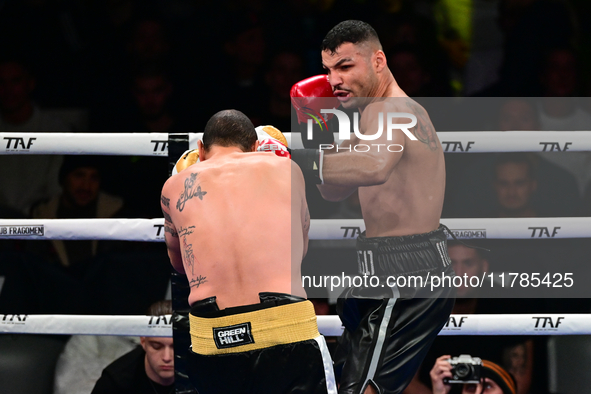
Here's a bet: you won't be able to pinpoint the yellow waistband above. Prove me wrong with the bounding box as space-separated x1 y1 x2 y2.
190 300 319 355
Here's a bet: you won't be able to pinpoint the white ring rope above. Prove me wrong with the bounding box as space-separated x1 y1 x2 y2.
1 133 587 344
0 218 589 241
1 131 590 154
0 314 586 337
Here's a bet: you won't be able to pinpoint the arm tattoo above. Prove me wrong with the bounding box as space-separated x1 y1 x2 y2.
162 210 173 223
161 195 170 209
179 225 207 288
406 101 438 151
176 173 207 212
165 225 178 237
189 275 208 289
178 225 195 237
183 237 196 275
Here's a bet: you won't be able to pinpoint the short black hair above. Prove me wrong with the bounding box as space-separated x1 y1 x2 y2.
493 153 537 180
59 155 103 185
321 20 381 55
202 109 257 152
146 300 172 316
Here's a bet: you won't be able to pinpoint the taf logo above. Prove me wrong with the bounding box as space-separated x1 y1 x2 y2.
441 141 474 152
528 227 560 238
148 315 171 326
4 137 36 150
342 226 362 238
213 322 254 349
444 316 467 329
532 316 564 330
540 142 572 152
154 224 164 238
1 314 28 323
151 140 168 154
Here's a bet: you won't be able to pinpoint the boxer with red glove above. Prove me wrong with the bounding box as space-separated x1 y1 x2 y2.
290 75 340 183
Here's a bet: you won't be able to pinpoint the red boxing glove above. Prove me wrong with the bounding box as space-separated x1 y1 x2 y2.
290 75 340 126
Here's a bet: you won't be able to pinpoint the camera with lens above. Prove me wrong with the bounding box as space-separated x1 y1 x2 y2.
444 354 482 384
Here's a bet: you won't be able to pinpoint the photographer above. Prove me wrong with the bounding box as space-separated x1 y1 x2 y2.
430 355 517 394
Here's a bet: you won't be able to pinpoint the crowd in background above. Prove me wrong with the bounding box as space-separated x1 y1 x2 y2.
1 1 591 393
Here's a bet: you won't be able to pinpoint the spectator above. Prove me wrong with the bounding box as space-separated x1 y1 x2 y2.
90 300 174 394
0 0 88 106
131 68 175 131
212 13 268 125
388 44 446 97
476 0 575 96
54 336 139 394
539 47 580 98
403 242 538 394
430 357 518 394
126 17 171 69
260 49 305 132
447 98 582 219
492 154 538 218
498 98 538 131
447 241 490 302
445 241 536 313
88 14 188 131
29 155 124 269
102 67 194 132
0 58 69 216
535 48 591 196
374 13 452 96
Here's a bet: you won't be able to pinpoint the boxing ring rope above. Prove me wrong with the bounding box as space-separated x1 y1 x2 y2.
0 217 590 241
1 314 588 337
1 131 590 338
2 131 591 154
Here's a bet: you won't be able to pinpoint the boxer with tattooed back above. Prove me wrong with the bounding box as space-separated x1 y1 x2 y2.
160 109 336 394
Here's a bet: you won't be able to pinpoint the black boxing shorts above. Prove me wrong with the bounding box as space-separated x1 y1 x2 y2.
187 292 337 394
334 225 456 394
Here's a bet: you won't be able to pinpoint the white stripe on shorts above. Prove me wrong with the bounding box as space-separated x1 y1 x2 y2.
314 335 338 394
362 297 398 391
